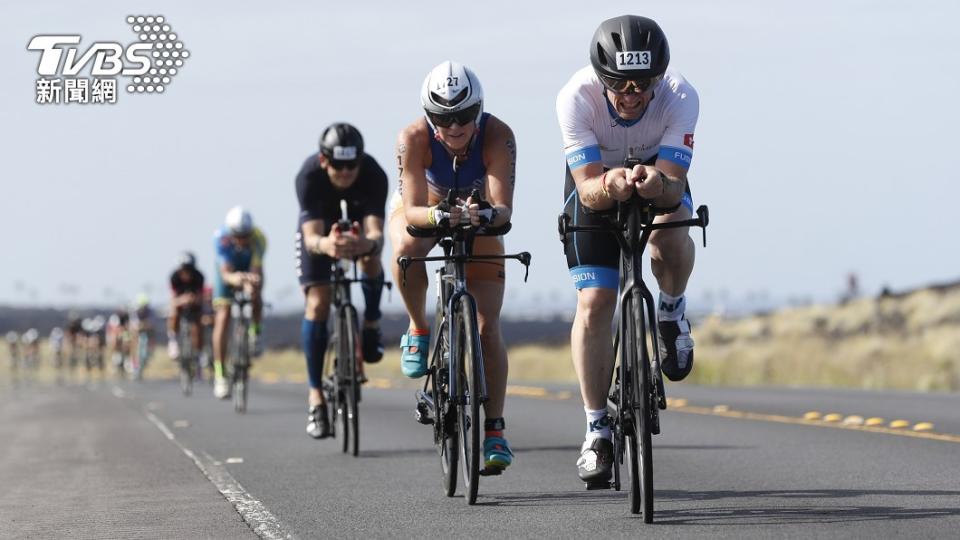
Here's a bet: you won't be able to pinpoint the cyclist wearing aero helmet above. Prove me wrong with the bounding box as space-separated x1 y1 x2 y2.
390 61 518 473
212 206 267 399
557 15 700 484
295 122 388 439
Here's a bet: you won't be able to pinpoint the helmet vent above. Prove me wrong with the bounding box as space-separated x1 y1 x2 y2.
612 32 623 51
596 42 610 66
431 87 468 108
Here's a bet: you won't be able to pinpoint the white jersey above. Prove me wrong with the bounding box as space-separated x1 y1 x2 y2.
556 66 698 171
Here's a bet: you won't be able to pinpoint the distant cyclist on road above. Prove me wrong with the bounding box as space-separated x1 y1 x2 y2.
50 327 65 370
556 15 700 484
167 251 205 362
212 206 267 399
131 295 154 379
295 122 388 439
390 60 518 473
106 306 131 375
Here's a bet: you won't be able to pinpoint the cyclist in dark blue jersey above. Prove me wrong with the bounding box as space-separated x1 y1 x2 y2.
295 122 388 439
389 61 518 473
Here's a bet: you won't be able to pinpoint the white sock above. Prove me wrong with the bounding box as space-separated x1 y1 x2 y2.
584 407 611 441
658 292 686 322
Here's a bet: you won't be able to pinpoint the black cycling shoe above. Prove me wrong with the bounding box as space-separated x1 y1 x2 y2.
306 404 330 439
577 438 613 485
362 326 384 364
658 317 695 381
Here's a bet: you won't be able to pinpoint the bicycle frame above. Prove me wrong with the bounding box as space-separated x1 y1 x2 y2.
400 226 530 407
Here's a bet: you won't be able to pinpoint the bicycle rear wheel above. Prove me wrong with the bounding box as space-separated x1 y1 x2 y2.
456 296 482 505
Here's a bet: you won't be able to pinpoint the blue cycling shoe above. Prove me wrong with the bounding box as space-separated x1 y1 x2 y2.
483 436 514 474
400 331 429 378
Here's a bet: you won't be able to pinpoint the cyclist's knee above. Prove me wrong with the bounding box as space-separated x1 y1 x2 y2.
359 254 383 275
393 233 431 258
476 312 503 341
304 286 331 319
576 288 617 323
648 228 692 265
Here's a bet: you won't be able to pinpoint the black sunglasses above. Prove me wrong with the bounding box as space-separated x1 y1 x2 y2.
329 159 359 171
598 73 662 94
427 103 481 128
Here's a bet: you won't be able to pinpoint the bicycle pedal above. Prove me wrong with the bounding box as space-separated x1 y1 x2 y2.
584 480 612 491
414 402 434 425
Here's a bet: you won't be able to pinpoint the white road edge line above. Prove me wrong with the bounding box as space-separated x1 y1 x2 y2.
144 410 296 540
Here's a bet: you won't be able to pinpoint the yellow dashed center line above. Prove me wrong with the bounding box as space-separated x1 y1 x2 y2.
674 405 959 444
250 377 954 442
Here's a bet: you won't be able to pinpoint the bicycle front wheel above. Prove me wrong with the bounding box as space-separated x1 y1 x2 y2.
342 306 360 457
232 322 249 414
432 317 458 497
628 291 654 521
455 296 482 505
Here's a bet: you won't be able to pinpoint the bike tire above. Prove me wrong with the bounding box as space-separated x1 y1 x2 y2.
182 321 196 397
336 309 350 453
433 318 458 497
233 320 249 414
631 291 654 521
180 361 192 396
456 296 482 505
344 306 360 457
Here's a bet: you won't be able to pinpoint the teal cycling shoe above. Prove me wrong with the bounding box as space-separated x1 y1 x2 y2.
400 331 429 378
483 436 514 473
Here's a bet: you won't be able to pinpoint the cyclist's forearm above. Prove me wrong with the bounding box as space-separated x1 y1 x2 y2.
654 173 686 208
224 272 247 287
405 205 434 228
304 233 328 256
491 205 512 227
362 233 384 256
578 174 616 210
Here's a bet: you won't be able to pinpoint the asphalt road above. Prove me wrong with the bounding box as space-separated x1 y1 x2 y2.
2 376 959 539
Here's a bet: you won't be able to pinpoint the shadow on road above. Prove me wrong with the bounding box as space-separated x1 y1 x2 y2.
476 487 960 527
652 488 960 525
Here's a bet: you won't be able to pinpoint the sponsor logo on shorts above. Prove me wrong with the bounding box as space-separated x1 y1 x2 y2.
572 272 597 283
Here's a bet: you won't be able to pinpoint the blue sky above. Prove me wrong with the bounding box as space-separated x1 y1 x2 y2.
1 0 957 315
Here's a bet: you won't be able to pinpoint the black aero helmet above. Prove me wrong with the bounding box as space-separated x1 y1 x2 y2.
590 15 670 81
319 122 364 162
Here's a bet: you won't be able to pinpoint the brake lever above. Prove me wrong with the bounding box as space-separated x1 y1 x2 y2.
518 252 532 282
696 205 709 247
397 257 411 286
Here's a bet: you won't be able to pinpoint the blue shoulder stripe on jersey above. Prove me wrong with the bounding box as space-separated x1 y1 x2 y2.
565 145 601 170
658 146 692 168
569 265 618 290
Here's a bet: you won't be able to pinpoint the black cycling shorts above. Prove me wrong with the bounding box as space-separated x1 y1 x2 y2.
561 160 693 290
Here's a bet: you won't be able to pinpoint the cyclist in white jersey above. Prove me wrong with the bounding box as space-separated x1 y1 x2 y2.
556 15 700 484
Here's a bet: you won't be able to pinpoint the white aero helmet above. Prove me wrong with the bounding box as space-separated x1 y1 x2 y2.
225 205 254 235
420 60 484 128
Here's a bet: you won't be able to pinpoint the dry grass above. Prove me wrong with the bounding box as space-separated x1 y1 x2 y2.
692 286 960 391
